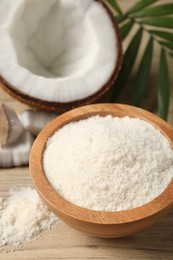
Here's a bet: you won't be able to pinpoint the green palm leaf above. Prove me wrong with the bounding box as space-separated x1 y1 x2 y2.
117 0 159 23
108 0 173 121
111 27 143 102
159 40 173 51
132 4 173 17
157 49 170 120
107 0 122 15
120 20 134 40
149 30 173 42
127 0 159 14
142 18 173 28
116 14 128 24
132 37 153 106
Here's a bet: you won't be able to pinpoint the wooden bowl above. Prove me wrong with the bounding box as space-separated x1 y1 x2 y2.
29 104 173 238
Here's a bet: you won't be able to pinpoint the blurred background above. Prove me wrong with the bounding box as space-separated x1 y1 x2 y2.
1 0 173 123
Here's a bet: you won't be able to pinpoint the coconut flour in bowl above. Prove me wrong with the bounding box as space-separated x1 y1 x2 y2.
43 115 173 211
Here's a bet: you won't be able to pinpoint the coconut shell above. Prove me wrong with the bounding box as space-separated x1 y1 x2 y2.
0 0 123 112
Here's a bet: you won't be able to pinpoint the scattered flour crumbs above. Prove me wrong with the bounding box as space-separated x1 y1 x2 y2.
43 115 173 211
0 187 57 247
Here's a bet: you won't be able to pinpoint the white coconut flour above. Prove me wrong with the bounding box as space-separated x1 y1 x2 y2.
43 116 173 211
0 187 57 246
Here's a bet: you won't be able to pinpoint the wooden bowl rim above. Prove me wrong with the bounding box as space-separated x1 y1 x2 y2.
29 103 173 225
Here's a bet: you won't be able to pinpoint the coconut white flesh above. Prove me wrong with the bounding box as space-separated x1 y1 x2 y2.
0 131 34 168
0 0 117 103
19 110 58 136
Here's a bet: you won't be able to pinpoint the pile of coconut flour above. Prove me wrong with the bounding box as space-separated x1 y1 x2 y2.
0 187 57 247
43 115 173 211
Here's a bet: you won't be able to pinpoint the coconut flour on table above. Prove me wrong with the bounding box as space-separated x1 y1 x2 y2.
43 115 173 211
0 187 57 247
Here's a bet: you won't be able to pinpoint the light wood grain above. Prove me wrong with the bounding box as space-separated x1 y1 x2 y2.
1 0 173 258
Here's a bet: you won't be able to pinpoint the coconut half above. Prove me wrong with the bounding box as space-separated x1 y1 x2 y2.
0 0 122 112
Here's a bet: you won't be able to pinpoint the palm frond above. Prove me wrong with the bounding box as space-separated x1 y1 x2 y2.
107 0 173 121
132 37 153 106
157 49 170 120
111 27 143 101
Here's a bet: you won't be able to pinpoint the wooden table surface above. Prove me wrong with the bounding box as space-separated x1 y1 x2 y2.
1 1 173 259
